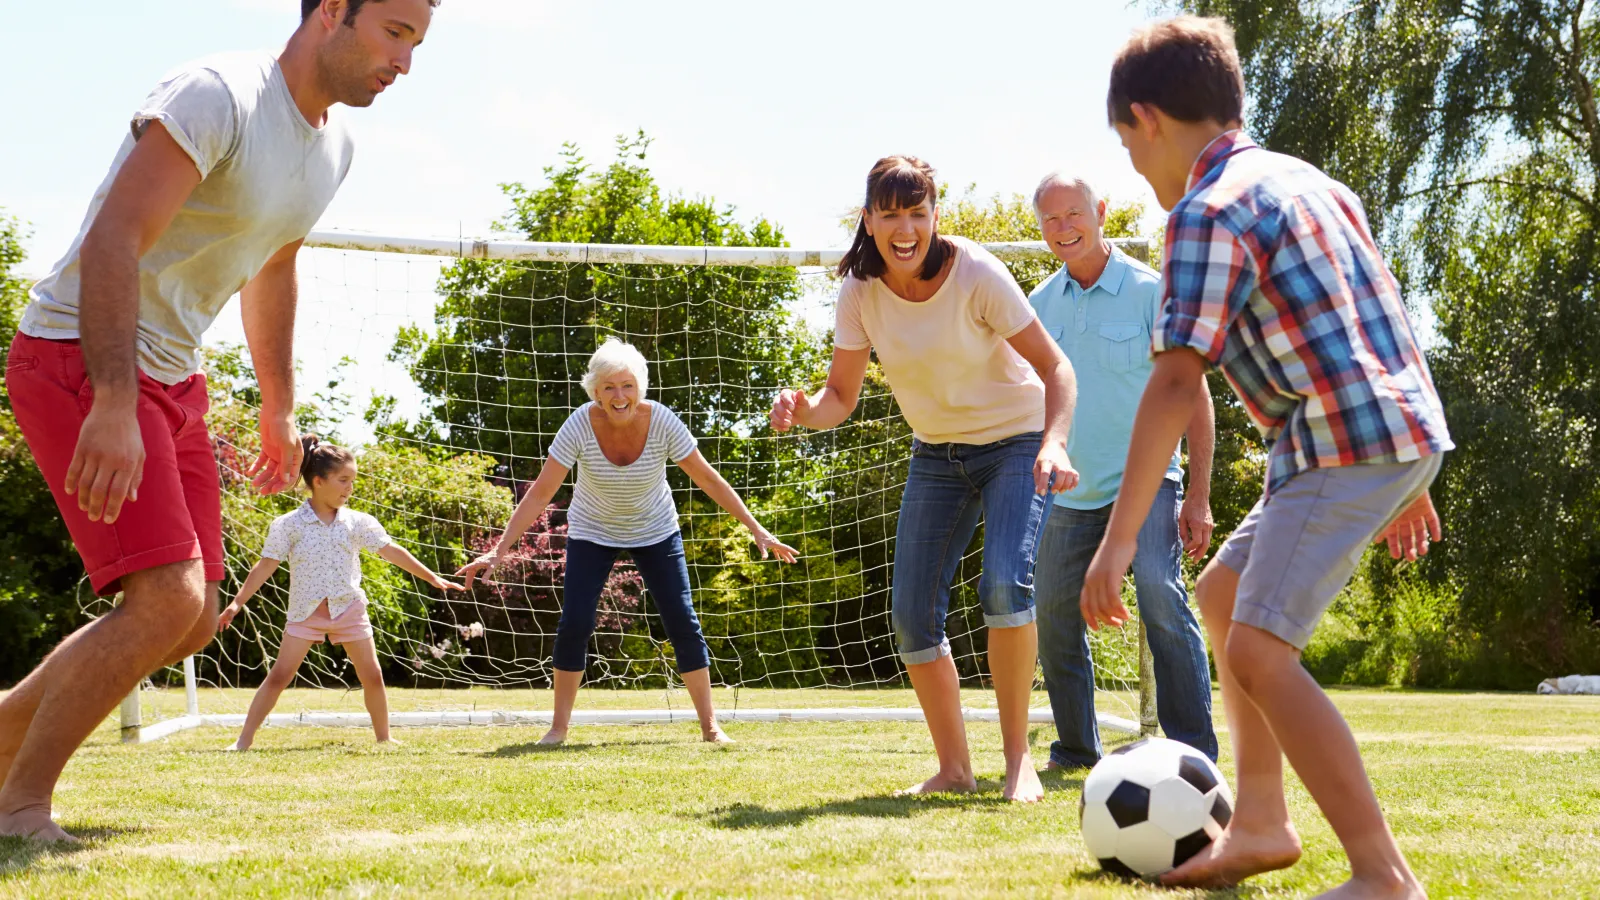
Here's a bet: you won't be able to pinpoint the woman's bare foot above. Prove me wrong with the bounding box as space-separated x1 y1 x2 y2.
1004 755 1044 802
702 724 734 744
537 728 567 746
1161 823 1303 888
1311 872 1427 900
896 769 977 796
0 806 77 843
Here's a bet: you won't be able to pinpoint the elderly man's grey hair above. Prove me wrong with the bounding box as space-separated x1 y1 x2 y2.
581 338 650 400
1032 171 1101 216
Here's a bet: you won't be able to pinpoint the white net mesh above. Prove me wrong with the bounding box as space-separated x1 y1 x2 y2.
102 237 1152 733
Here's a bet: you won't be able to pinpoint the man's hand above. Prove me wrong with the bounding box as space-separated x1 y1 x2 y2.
1080 536 1136 630
1377 489 1442 561
1034 441 1079 495
248 410 301 495
770 388 808 432
1178 490 1215 561
64 401 146 524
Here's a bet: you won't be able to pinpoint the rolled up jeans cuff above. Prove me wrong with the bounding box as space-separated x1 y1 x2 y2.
900 638 952 666
984 608 1037 629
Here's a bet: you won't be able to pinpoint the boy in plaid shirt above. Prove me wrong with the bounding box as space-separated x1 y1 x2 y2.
1081 16 1451 898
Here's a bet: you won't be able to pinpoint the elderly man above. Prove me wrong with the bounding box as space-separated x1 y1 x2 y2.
1027 172 1219 769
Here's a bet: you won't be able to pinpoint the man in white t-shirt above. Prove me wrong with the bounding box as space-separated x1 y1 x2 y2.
0 0 436 842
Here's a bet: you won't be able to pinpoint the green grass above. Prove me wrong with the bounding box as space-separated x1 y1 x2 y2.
2 688 1598 897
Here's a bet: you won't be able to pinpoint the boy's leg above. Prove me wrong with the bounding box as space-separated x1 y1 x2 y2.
340 638 391 743
233 634 317 750
1130 479 1218 760
1034 508 1108 770
1168 459 1438 895
0 559 207 841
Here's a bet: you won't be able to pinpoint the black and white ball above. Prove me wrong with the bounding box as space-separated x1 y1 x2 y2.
1079 737 1233 879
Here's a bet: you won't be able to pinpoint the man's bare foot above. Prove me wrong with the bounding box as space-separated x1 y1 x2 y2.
1004 756 1045 802
896 770 977 796
702 725 734 744
1042 759 1063 772
1311 872 1426 899
0 807 78 844
537 728 566 746
1161 823 1303 888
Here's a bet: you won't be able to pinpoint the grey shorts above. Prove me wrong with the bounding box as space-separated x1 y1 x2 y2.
1217 455 1443 649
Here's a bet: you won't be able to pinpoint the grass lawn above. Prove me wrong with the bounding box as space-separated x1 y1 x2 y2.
1 687 1597 898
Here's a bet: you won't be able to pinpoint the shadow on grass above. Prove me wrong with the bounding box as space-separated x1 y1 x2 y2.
481 741 597 758
1063 865 1258 898
0 825 142 878
703 783 1016 830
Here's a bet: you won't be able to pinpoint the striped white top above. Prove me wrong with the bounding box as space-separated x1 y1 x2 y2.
548 402 698 548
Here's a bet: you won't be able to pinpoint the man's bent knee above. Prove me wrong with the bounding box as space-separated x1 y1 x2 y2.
119 560 208 644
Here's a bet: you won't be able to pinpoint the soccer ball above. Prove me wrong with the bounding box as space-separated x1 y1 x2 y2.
1079 737 1233 879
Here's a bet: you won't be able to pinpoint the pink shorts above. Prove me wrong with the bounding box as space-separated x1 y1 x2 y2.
285 599 375 645
6 333 224 596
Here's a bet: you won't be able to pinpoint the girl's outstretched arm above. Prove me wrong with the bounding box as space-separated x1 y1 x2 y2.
676 450 798 563
219 558 282 630
456 458 571 588
378 544 464 592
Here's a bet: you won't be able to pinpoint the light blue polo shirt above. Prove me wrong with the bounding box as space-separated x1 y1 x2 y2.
1029 248 1183 510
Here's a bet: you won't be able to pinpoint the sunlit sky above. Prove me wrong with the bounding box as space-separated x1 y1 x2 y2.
1 0 1171 438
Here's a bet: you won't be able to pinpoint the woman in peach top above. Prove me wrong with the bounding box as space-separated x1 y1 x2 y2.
771 156 1078 802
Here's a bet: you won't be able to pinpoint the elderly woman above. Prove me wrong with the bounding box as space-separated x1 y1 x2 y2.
459 339 797 745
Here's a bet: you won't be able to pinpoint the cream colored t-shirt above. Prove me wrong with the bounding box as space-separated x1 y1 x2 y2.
833 236 1045 444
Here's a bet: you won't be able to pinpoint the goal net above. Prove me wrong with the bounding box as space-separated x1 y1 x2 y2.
103 232 1158 741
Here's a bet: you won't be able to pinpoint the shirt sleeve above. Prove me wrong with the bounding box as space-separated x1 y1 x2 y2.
1151 203 1259 364
131 67 239 180
832 278 872 351
656 406 699 463
548 408 587 469
355 514 393 553
260 515 292 561
970 245 1036 340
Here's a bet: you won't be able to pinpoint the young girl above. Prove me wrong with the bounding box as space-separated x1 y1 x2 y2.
219 435 463 750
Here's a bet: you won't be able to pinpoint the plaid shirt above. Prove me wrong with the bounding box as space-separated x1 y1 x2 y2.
1152 131 1452 494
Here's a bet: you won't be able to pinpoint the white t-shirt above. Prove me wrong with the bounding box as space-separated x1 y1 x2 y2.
833 236 1046 444
548 402 699 548
261 503 392 624
21 51 355 385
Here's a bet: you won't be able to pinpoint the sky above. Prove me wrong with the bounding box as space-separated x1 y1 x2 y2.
0 0 1166 439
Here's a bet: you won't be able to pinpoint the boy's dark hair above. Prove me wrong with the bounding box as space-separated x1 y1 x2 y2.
1107 16 1245 128
299 434 355 487
837 155 954 282
301 0 440 25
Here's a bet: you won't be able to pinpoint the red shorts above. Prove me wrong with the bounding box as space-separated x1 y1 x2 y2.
6 332 224 596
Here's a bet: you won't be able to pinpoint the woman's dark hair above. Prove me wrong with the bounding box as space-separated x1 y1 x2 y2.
299 434 355 487
836 155 954 282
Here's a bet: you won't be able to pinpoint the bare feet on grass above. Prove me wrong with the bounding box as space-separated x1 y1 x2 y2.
377 737 403 747
0 806 77 844
1160 823 1303 888
224 740 250 751
896 769 977 796
1004 755 1044 803
702 724 734 744
1310 872 1427 900
537 728 566 746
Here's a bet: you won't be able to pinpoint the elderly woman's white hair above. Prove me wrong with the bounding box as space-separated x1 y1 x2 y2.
581 338 650 400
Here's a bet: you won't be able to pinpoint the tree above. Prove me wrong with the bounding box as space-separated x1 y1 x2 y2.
1174 0 1600 685
0 211 87 683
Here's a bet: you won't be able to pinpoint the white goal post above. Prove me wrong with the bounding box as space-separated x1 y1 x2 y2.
118 230 1164 744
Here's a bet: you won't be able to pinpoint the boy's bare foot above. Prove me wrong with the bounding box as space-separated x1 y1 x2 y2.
0 807 78 844
223 741 249 752
376 737 403 747
1311 872 1427 899
537 728 566 746
1004 755 1045 802
702 725 734 744
896 770 977 796
1161 823 1303 888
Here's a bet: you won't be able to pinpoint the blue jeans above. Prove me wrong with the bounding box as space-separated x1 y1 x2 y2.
892 431 1053 664
1035 478 1218 766
554 532 710 674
